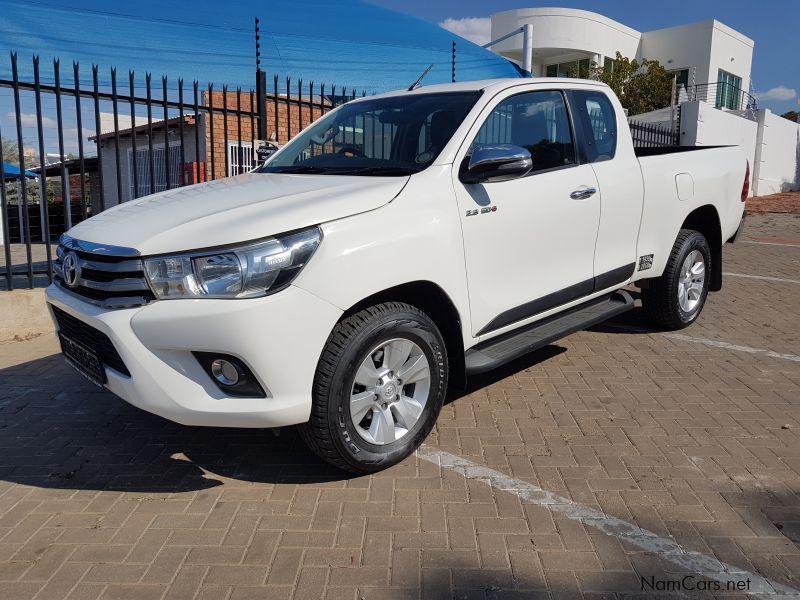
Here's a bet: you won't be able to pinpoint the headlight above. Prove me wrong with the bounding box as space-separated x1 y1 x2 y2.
143 227 321 299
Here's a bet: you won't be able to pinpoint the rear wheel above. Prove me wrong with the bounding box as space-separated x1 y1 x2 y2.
641 229 711 330
299 302 447 474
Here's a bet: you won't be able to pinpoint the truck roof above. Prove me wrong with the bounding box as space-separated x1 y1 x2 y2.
362 77 610 100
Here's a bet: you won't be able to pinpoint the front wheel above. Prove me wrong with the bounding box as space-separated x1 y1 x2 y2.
641 229 711 330
299 302 448 474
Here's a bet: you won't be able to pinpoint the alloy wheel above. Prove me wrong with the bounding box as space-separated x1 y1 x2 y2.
349 338 431 445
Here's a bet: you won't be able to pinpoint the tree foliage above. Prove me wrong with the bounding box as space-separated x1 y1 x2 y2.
2 138 20 166
781 110 799 123
590 52 674 116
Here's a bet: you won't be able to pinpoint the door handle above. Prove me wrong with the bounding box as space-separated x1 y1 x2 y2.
570 187 597 200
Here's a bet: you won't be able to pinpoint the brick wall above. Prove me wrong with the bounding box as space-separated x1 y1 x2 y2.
203 91 326 180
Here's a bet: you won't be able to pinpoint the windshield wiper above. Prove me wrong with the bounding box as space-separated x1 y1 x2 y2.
265 165 333 174
330 167 419 176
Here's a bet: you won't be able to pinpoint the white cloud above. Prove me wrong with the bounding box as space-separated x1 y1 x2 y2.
439 17 492 47
754 86 797 102
6 112 57 128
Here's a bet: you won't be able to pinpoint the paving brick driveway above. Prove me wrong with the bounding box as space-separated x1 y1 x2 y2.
1 214 799 600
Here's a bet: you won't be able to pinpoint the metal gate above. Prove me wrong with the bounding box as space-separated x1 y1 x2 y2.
1 51 366 290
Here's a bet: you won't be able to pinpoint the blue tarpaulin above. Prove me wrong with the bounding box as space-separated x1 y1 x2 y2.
0 0 521 93
2 162 36 180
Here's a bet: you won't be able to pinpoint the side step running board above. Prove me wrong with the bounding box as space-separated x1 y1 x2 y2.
465 290 634 375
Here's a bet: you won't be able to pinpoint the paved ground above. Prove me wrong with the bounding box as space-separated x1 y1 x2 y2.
0 213 799 599
746 193 800 215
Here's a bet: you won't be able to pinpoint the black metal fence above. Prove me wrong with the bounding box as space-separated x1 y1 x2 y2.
628 119 680 148
0 51 367 290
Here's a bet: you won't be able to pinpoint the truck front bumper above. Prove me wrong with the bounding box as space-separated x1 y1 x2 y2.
45 284 342 428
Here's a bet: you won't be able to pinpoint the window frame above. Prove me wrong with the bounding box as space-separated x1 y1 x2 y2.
716 69 743 110
545 59 591 79
463 88 580 180
227 141 255 177
126 140 182 200
565 89 618 163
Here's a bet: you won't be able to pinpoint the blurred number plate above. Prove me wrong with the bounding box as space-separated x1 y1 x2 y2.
59 333 107 387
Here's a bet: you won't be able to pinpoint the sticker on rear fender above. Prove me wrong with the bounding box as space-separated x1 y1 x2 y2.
638 254 654 271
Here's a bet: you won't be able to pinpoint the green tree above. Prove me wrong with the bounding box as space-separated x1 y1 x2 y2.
590 52 674 116
781 110 799 122
2 138 20 166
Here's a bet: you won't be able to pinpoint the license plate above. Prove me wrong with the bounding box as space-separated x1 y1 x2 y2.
59 333 107 387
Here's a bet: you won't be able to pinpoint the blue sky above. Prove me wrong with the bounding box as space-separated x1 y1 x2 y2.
1 0 796 159
1 0 515 157
368 0 799 114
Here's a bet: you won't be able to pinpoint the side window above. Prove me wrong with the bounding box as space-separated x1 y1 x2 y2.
472 91 575 174
572 91 617 162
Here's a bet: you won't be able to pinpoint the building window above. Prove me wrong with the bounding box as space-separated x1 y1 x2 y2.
227 142 254 176
604 57 616 75
545 59 590 79
716 70 742 110
472 90 575 174
128 144 180 200
671 69 689 89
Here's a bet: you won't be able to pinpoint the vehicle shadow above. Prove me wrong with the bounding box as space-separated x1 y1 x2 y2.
446 344 568 405
0 297 662 496
589 304 662 334
0 341 570 493
0 352 351 492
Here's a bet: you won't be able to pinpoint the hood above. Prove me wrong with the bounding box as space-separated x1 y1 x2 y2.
67 173 409 255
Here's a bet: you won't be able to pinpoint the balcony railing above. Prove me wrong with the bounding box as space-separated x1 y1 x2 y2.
685 81 758 112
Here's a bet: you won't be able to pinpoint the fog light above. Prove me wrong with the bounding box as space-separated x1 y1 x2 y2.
211 358 239 386
193 352 267 398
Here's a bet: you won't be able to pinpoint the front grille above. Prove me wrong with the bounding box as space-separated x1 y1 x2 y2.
54 242 155 308
52 306 130 376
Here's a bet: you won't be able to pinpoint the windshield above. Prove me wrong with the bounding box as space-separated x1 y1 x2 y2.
259 91 481 176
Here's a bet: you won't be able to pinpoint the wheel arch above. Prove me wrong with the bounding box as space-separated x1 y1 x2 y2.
681 205 722 291
342 281 466 389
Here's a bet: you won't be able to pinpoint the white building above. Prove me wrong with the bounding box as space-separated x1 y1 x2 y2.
484 8 798 197
490 8 754 106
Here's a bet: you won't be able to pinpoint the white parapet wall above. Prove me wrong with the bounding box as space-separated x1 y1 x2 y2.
678 100 758 195
752 110 800 196
677 101 800 197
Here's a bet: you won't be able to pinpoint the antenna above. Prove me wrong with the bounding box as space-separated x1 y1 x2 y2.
408 64 433 91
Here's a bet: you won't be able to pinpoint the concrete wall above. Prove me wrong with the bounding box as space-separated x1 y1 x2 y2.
640 21 713 88
677 101 800 197
489 9 753 90
752 110 800 196
640 20 753 90
708 21 754 95
0 288 53 342
678 101 758 196
490 8 640 76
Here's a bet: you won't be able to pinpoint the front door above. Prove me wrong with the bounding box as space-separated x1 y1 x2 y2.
452 89 601 337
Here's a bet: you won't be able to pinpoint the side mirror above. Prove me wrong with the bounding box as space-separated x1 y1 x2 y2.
460 144 532 184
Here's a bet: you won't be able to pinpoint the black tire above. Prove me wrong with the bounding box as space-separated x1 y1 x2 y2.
298 302 448 474
641 229 712 330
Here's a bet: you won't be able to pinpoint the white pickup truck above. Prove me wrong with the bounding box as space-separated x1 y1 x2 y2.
46 78 748 473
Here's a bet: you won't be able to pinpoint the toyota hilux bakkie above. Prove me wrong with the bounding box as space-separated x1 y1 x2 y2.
46 78 748 473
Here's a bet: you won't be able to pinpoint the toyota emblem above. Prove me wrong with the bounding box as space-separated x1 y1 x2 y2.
62 251 81 288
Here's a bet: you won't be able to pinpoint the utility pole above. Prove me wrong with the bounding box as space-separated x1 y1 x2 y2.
255 17 267 143
451 41 456 83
